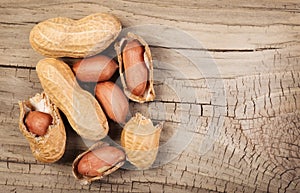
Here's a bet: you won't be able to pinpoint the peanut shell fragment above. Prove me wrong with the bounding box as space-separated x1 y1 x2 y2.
18 92 66 163
72 142 125 185
121 113 163 169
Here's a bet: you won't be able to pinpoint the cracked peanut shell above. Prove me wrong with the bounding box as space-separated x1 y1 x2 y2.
18 92 66 163
72 141 125 185
121 113 163 169
115 32 155 103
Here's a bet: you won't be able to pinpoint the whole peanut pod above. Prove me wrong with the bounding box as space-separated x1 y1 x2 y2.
95 81 129 123
30 13 121 58
122 40 148 96
25 111 53 136
72 142 125 185
36 58 109 141
115 32 155 103
72 55 118 82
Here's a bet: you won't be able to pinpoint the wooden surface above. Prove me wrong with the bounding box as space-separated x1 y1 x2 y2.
1 0 300 192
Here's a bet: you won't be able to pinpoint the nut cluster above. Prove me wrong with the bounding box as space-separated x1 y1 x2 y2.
18 13 163 184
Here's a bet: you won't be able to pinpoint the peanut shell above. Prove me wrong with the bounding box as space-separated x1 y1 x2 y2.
121 113 163 169
30 13 121 58
72 55 118 82
115 33 155 103
72 141 125 185
36 58 109 141
18 92 66 163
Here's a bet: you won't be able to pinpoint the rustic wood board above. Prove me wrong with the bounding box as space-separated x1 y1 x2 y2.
0 0 299 192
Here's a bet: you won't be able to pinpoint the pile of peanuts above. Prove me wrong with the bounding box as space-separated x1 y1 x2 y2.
18 13 163 185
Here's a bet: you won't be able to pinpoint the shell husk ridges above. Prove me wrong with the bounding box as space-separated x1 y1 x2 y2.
30 13 122 58
36 58 109 141
18 92 66 163
121 113 163 169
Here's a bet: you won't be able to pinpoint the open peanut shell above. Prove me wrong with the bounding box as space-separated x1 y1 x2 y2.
115 32 155 103
18 92 66 163
121 113 163 169
72 141 125 185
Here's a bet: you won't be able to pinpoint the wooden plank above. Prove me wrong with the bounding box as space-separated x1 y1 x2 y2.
0 0 299 192
0 64 299 192
1 0 300 68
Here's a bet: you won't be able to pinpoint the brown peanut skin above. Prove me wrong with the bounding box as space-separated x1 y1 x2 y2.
72 55 118 82
25 111 53 136
95 81 129 123
122 40 148 96
77 146 125 177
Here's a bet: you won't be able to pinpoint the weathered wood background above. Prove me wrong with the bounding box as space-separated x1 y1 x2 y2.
1 0 300 192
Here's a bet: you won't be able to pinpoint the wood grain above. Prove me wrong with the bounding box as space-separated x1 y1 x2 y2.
0 0 299 192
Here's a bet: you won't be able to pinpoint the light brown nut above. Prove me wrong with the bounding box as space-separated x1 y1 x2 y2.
72 55 118 82
115 32 155 103
95 81 129 123
121 113 163 169
72 142 125 185
18 92 66 163
30 13 121 58
122 40 148 96
36 58 109 141
25 111 53 136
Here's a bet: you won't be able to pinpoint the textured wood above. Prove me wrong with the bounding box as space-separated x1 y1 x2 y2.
0 0 300 193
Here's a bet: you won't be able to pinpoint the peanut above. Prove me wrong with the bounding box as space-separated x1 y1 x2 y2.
121 113 163 169
122 40 148 96
36 58 109 141
72 55 118 82
30 13 121 58
77 146 125 177
95 81 129 123
115 33 156 103
18 92 66 163
25 111 52 136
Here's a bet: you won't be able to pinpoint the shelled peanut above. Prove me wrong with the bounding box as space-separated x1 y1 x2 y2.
115 32 155 103
25 111 53 136
122 40 148 96
95 81 129 124
71 55 129 124
72 55 118 82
